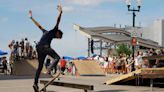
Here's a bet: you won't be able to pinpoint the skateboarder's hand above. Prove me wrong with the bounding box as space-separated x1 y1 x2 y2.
29 10 32 19
57 5 62 13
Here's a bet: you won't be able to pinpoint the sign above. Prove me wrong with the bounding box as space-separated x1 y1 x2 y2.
131 37 137 46
127 27 142 37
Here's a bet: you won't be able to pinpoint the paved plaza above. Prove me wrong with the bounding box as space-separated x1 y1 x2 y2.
0 74 164 92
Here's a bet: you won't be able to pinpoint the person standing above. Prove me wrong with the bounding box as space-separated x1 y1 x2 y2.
60 57 67 75
29 5 63 92
24 38 30 58
13 41 20 60
2 57 8 74
20 39 25 58
8 40 15 61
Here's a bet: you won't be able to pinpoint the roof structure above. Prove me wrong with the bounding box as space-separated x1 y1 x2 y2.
73 24 159 49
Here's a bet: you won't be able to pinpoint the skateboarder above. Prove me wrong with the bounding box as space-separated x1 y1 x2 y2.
29 5 63 92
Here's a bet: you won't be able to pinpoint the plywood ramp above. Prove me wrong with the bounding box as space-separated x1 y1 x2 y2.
105 68 164 85
12 59 47 77
73 60 105 76
105 69 141 85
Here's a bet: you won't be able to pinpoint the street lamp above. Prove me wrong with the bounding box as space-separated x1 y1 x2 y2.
126 0 141 27
125 0 141 71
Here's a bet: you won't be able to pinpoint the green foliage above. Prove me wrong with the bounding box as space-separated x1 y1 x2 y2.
116 44 132 56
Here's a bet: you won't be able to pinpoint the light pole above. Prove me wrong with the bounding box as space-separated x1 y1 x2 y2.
125 0 141 71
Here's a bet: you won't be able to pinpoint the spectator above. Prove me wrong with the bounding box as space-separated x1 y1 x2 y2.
142 59 149 68
2 57 8 74
25 38 30 58
0 58 2 65
103 57 109 74
126 56 133 73
110 56 116 73
0 58 2 70
20 39 25 58
115 57 122 74
8 40 15 61
28 45 33 59
60 57 67 75
32 41 37 59
121 54 127 74
13 41 20 60
134 51 143 70
67 62 73 75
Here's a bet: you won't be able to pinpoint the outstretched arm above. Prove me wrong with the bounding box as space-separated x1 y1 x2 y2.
29 10 46 33
54 5 63 28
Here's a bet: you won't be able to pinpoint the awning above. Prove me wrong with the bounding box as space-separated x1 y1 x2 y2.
0 50 8 55
73 24 160 49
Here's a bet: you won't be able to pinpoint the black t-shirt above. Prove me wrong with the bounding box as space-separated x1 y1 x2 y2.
38 27 58 47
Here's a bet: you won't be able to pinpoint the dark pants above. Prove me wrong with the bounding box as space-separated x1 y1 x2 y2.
61 67 66 72
34 45 60 84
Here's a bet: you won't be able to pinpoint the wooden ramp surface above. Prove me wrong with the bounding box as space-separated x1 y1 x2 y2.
12 59 47 76
105 68 164 85
73 60 105 76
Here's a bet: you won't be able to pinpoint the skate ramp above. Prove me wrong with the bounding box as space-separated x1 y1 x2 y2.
12 59 48 77
105 68 164 85
105 69 141 85
73 60 105 76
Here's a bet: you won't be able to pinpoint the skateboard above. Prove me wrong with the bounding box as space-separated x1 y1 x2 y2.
40 72 60 92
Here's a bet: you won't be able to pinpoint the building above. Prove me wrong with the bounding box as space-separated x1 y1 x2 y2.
143 19 164 47
73 24 160 56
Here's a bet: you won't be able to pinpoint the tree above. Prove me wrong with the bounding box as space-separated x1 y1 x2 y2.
116 44 132 56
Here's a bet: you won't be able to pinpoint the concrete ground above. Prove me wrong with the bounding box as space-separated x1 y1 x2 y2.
0 74 164 92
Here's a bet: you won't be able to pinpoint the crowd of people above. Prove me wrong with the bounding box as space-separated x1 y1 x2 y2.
39 48 164 76
91 48 164 75
2 37 164 76
3 38 37 75
8 38 37 61
45 56 68 75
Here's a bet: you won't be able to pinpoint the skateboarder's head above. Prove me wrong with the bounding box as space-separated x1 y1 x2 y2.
55 29 63 39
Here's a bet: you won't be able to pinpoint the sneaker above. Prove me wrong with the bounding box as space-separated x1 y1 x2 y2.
47 71 51 75
51 71 61 77
61 72 65 75
57 77 60 80
43 70 52 75
33 84 39 92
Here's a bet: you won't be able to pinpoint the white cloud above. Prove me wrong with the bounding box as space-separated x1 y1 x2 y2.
63 0 120 6
63 6 74 12
64 0 104 6
0 1 57 15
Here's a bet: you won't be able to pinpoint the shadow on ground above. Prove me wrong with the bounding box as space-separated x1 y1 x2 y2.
0 73 50 80
96 90 127 92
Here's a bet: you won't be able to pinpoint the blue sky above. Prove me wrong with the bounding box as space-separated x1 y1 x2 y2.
0 0 164 57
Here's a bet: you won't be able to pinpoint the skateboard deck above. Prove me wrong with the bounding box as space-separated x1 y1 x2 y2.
40 72 60 92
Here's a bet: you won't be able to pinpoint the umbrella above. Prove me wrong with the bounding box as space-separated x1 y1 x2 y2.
77 56 86 60
63 56 74 61
0 50 8 55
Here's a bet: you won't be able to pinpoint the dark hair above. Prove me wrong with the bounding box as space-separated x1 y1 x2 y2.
55 29 63 38
25 38 28 40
